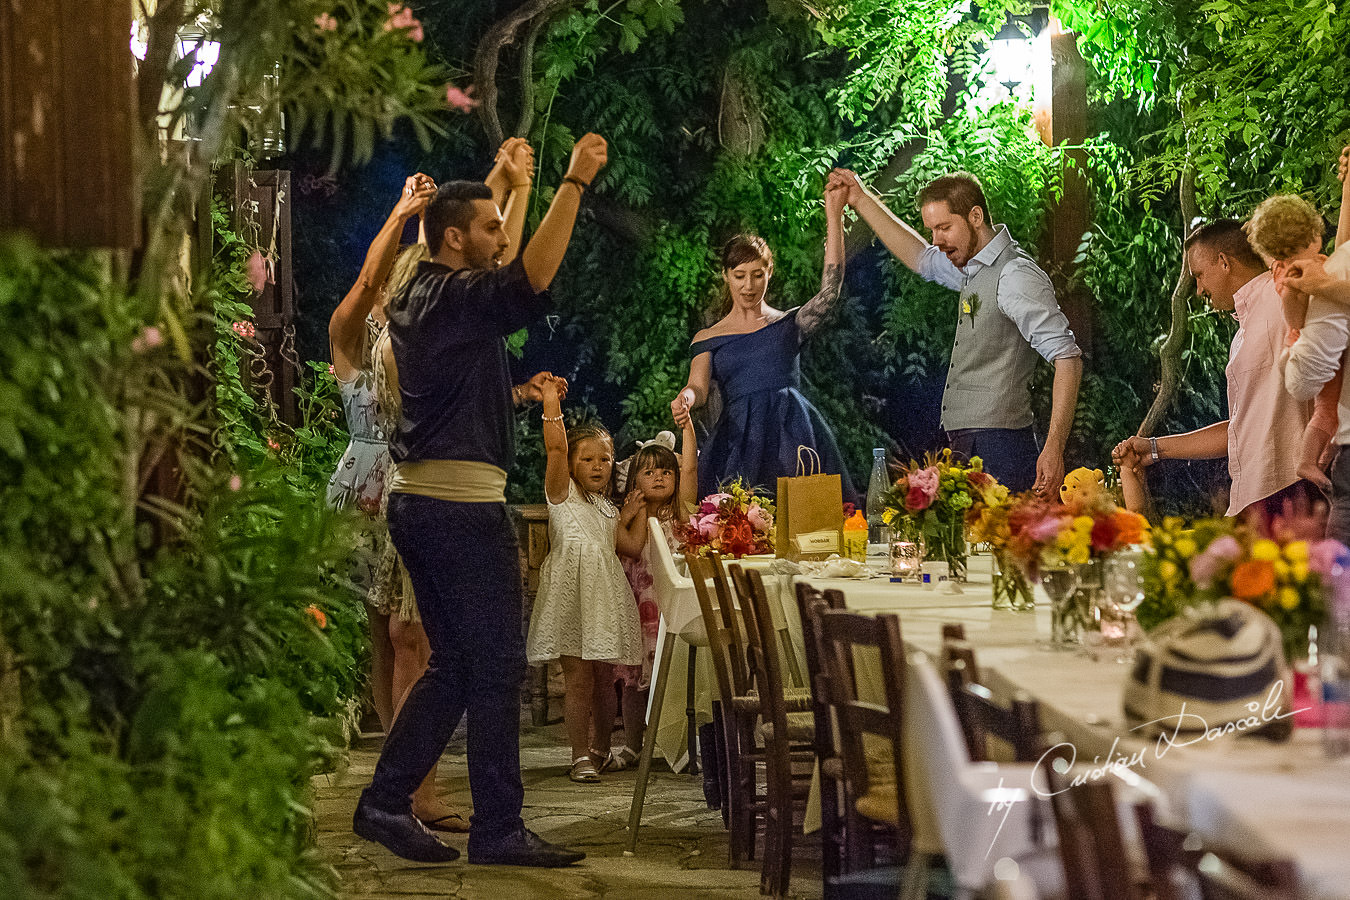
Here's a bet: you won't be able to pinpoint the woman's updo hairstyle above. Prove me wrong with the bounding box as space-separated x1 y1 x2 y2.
712 233 774 319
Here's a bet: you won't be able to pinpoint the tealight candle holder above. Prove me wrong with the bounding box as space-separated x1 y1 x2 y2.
890 540 922 581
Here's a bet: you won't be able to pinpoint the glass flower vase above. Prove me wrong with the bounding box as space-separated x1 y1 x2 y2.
924 517 967 582
992 551 1035 611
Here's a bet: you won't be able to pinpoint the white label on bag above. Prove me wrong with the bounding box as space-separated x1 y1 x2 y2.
794 530 839 553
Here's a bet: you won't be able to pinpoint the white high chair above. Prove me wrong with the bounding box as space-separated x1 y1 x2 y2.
901 652 1064 900
624 517 707 853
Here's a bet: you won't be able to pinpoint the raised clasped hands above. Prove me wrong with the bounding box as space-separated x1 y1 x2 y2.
828 168 865 208
525 370 568 404
1112 436 1151 472
497 137 535 188
567 133 609 187
670 388 696 428
395 173 436 219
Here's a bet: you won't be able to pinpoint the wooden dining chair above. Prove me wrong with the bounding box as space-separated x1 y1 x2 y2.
728 564 817 897
1037 743 1140 900
1133 802 1300 900
793 581 848 882
815 608 914 873
940 629 1039 765
686 553 758 866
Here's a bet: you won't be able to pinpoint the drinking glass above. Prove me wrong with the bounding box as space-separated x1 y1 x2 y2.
1040 563 1084 649
1097 552 1146 661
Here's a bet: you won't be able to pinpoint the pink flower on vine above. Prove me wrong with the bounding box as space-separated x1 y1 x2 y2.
446 83 478 114
314 12 338 31
384 4 423 42
267 437 282 452
131 326 163 354
327 363 336 376
231 321 256 339
228 474 243 492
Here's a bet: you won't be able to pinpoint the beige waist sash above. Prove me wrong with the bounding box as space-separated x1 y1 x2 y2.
389 459 508 503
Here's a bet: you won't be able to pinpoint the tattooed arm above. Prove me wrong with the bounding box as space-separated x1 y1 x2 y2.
796 180 848 338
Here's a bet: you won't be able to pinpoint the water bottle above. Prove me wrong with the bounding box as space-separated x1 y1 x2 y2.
865 448 891 553
1322 607 1350 758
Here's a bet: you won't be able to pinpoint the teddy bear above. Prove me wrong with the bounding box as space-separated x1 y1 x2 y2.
1060 466 1106 507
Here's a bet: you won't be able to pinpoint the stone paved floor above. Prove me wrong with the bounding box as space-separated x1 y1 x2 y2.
315 717 824 899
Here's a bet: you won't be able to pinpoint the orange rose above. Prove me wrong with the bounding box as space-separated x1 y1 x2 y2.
1112 510 1148 546
305 604 328 629
1231 560 1275 600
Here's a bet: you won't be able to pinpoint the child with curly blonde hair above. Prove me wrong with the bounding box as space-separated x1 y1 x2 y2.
1249 188 1344 493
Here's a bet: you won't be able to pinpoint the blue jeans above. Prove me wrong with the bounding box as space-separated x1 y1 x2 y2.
361 494 526 847
946 427 1040 493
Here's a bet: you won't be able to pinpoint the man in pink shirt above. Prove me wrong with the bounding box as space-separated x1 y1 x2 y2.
1113 220 1329 521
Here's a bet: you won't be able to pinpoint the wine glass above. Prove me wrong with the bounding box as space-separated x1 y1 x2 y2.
1098 553 1145 662
1039 562 1083 649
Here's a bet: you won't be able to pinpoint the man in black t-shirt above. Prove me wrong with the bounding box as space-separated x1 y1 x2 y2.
354 134 608 868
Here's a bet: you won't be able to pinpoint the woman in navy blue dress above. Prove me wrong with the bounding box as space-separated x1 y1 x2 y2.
671 181 857 505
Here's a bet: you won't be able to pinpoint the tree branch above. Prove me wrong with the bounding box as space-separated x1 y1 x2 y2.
513 9 559 139
1138 164 1198 439
473 0 580 147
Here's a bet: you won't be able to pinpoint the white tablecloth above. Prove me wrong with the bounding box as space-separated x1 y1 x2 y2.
813 572 1350 900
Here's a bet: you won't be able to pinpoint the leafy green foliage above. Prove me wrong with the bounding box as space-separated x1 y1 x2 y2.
0 0 459 892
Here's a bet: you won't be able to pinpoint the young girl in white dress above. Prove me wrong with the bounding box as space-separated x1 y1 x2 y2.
526 380 645 783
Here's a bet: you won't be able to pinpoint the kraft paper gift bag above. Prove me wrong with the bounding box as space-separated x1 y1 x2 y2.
775 447 844 562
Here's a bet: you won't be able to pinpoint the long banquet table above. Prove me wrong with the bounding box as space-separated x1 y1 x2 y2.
645 552 1350 899
798 556 1350 900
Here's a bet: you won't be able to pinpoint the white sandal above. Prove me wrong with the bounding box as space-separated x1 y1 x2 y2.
607 746 639 771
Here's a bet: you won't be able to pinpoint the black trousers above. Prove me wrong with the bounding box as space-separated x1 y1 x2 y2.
945 426 1040 493
360 493 526 848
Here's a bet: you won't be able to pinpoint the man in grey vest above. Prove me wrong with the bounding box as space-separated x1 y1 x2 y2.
831 168 1082 497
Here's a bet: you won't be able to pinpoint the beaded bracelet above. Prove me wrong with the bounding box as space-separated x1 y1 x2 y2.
542 413 564 424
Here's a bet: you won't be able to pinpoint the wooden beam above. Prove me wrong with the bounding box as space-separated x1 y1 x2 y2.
1039 24 1092 353
0 0 139 248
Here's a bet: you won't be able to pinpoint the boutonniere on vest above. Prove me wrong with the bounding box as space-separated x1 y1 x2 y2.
961 292 981 328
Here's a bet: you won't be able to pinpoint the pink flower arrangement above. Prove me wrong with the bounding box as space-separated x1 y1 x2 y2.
384 3 424 42
678 479 775 559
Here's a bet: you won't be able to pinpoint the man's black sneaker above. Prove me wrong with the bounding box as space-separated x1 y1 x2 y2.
354 801 461 863
468 828 586 867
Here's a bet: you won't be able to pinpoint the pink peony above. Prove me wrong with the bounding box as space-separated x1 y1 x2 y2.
747 504 771 532
1187 549 1225 589
445 83 479 113
699 493 731 516
908 466 939 501
314 12 337 31
696 512 720 538
1206 535 1242 561
906 484 933 511
1027 514 1069 544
